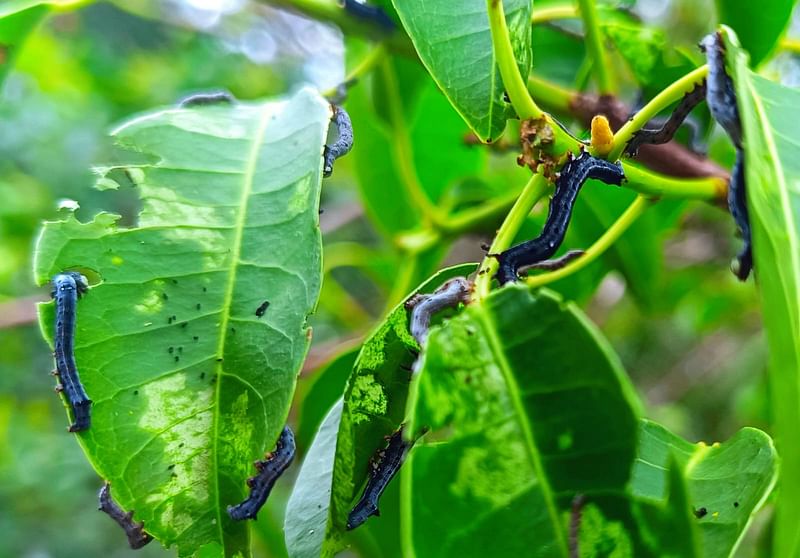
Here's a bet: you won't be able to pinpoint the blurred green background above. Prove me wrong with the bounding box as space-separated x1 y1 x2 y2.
0 0 794 556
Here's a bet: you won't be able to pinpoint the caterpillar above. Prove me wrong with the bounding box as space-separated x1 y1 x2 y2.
178 90 235 107
494 152 625 285
404 277 471 345
624 83 708 156
347 427 413 530
98 482 153 549
342 0 395 30
323 105 354 177
51 272 92 432
700 31 751 280
227 425 296 520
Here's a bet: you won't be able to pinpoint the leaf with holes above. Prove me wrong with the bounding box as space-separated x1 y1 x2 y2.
33 88 332 557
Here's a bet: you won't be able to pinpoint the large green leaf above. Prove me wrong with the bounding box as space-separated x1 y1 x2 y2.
715 0 795 66
294 263 476 557
403 285 776 557
404 286 642 557
723 25 800 557
631 421 777 557
33 88 332 557
392 0 531 142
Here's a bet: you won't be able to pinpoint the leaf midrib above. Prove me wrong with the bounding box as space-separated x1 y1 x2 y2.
475 302 569 556
210 103 274 548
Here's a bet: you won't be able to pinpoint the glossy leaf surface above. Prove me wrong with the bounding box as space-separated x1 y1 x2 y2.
34 89 331 557
392 0 532 142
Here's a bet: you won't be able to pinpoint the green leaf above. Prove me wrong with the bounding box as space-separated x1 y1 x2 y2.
312 263 476 556
392 0 532 142
715 0 795 66
405 286 642 557
631 421 777 557
33 89 332 557
723 24 800 557
285 399 343 558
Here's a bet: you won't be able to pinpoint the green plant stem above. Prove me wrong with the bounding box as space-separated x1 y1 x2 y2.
622 163 725 201
379 58 447 226
527 75 574 113
608 65 709 160
262 0 415 56
322 44 387 98
576 0 614 94
526 195 650 287
486 0 544 121
780 37 800 54
531 4 577 24
473 173 550 300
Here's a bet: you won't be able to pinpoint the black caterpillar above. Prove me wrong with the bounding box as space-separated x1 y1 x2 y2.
624 83 708 156
347 427 412 530
178 90 235 107
700 31 751 280
342 0 395 30
323 105 354 177
404 277 471 345
227 425 296 520
98 482 153 549
52 272 92 432
494 152 625 285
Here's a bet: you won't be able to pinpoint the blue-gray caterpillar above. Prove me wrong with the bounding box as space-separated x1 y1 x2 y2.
494 152 625 285
98 482 153 550
343 0 395 30
52 272 92 432
624 83 708 156
404 277 471 345
227 425 296 520
323 105 354 177
700 31 751 280
347 427 412 530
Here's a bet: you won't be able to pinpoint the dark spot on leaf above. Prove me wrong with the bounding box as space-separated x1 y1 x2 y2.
693 507 708 519
734 502 739 508
180 322 188 328
168 347 174 354
172 279 178 284
200 372 206 379
162 293 168 301
255 301 270 317
178 347 183 353
174 356 180 362
168 464 175 470
196 303 201 310
193 336 199 341
202 287 207 293
133 390 139 395
179 442 185 448
216 358 223 362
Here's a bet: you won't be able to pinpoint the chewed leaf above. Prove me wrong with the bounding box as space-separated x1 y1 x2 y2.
33 88 332 557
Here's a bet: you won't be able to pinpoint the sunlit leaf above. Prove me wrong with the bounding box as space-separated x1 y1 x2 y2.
33 88 332 557
392 0 532 142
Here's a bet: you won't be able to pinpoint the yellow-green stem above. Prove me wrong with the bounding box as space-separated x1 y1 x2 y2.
780 37 800 54
473 173 550 300
622 163 725 201
608 65 709 160
322 44 387 98
526 195 650 287
531 4 577 24
486 0 544 120
379 58 447 226
527 75 574 113
576 0 614 94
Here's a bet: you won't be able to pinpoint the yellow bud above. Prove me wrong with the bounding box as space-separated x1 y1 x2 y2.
591 115 614 157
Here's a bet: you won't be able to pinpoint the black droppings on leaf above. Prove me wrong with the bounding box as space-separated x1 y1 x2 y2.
255 301 270 317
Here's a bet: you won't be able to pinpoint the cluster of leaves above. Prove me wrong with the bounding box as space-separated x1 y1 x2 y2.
2 0 800 557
